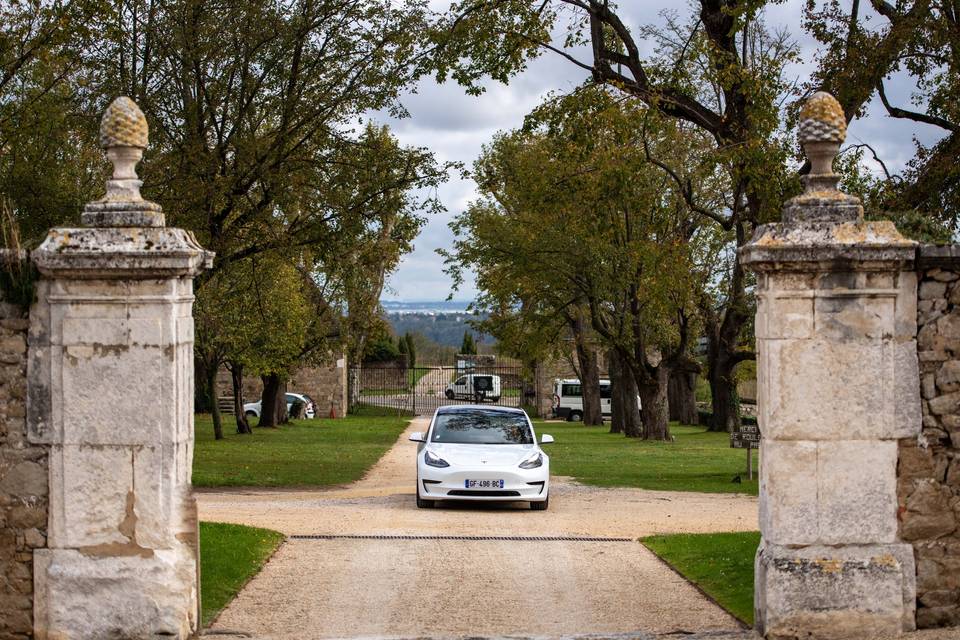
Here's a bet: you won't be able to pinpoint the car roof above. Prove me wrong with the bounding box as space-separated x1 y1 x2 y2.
436 404 523 414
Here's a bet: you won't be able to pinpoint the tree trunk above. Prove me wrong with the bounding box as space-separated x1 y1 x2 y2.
610 350 642 437
230 362 251 434
348 365 361 413
574 334 603 426
704 254 753 431
639 365 671 441
275 377 289 424
669 368 699 426
709 355 740 432
607 350 623 434
206 364 223 440
194 357 212 414
259 373 286 427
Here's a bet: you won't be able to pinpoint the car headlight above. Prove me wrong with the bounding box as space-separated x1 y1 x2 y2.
424 450 449 468
519 452 543 469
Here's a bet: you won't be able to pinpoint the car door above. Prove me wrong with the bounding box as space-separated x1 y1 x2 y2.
453 376 468 398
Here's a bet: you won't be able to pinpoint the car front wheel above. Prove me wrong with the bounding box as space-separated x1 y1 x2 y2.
416 483 434 509
445 389 455 399
531 496 549 511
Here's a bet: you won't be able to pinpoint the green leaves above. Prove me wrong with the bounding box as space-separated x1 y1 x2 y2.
446 86 708 366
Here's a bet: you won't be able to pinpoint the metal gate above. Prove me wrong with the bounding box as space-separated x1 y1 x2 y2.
348 360 530 416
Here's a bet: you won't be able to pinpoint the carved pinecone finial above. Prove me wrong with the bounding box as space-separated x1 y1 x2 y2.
798 91 846 145
99 96 148 149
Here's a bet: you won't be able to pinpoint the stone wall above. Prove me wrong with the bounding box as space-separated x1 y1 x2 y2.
216 355 348 418
902 246 960 628
0 294 45 640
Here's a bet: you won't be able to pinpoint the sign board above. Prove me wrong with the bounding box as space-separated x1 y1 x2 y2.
730 423 760 449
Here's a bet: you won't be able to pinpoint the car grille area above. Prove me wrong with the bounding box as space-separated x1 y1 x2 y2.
446 489 522 497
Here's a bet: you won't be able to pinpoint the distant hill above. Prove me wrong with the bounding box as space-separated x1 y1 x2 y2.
383 308 491 349
381 299 473 315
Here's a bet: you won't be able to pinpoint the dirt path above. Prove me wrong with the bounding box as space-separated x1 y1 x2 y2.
198 418 759 638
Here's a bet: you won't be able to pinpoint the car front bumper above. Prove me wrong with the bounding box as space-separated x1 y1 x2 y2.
418 465 549 502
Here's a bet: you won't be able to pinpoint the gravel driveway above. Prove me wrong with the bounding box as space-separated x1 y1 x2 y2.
197 418 759 639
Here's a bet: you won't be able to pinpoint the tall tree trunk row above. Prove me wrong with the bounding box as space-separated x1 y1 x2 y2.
638 365 671 441
230 362 252 434
573 317 603 426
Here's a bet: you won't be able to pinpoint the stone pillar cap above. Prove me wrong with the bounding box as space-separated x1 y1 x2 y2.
82 96 164 227
784 91 861 224
33 96 214 278
740 91 915 272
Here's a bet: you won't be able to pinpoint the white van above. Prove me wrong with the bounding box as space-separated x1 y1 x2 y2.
552 378 612 421
445 373 502 402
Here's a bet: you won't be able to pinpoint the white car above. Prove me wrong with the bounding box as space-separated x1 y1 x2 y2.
243 392 316 420
444 373 501 402
410 405 553 510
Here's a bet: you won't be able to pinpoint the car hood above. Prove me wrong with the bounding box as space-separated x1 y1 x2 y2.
425 443 539 466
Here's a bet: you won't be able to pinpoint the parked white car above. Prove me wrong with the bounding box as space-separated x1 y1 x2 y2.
244 392 316 419
410 405 553 510
444 373 501 402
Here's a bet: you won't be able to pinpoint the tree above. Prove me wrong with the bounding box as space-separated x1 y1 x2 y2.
806 0 960 229
195 253 311 435
460 331 477 355
0 1 105 241
429 1 798 432
365 334 401 363
404 332 417 367
445 87 705 440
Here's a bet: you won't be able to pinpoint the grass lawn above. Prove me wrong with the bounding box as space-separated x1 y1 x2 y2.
540 422 758 495
199 521 285 626
193 413 409 487
642 531 760 625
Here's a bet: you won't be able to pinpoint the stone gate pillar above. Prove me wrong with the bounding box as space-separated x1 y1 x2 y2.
28 97 211 638
741 92 921 638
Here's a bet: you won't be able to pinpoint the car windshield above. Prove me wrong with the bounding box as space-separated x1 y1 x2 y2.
431 409 533 445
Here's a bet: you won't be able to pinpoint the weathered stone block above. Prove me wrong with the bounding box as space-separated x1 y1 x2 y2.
759 440 819 545
921 280 948 300
49 445 132 549
814 294 894 340
818 440 899 544
59 345 167 446
937 360 960 393
763 338 919 441
756 294 813 340
755 541 916 639
928 391 960 415
901 480 957 541
0 460 47 497
34 547 197 640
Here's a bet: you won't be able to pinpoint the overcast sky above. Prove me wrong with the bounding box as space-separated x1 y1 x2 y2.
378 1 944 302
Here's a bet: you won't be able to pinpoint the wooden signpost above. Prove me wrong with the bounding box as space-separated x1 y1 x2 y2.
730 422 760 480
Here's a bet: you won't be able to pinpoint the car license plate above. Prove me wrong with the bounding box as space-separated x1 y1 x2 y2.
465 479 504 489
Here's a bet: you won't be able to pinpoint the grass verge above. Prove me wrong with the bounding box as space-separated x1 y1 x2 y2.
539 422 758 495
642 531 760 626
199 521 285 626
194 413 409 487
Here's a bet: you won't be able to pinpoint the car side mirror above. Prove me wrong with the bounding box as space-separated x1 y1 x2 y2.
540 434 554 444
409 432 426 443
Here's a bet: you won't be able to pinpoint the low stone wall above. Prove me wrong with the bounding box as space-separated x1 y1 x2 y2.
903 247 960 628
216 355 348 418
0 298 45 639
